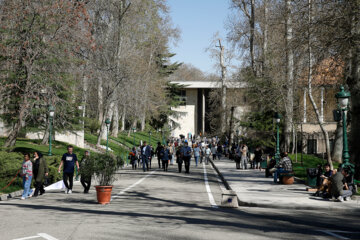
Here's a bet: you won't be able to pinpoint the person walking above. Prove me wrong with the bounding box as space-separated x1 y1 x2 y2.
211 144 217 161
155 142 164 169
193 144 200 167
58 145 80 194
181 141 192 173
150 145 155 169
204 145 211 165
241 144 248 169
141 141 151 172
80 151 92 193
254 146 263 170
21 153 33 200
129 147 138 170
161 146 170 171
217 144 223 160
31 151 48 197
176 146 183 173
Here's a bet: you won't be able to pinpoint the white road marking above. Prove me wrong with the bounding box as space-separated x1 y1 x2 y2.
13 233 58 240
13 236 40 240
111 170 157 200
317 230 353 240
203 162 218 208
37 233 59 240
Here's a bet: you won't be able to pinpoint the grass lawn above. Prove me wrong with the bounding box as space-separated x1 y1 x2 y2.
289 153 340 181
0 138 87 195
110 131 164 149
0 138 86 158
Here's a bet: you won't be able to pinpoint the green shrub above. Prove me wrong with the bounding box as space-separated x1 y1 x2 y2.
84 118 100 134
92 153 124 186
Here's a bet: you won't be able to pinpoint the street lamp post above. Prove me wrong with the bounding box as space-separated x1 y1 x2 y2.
132 127 136 147
48 105 55 156
335 86 353 172
105 118 111 153
274 112 281 163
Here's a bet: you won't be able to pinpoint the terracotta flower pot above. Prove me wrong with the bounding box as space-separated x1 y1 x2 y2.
95 186 113 205
282 176 294 185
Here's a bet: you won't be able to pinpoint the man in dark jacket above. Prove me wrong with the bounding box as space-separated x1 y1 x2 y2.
155 142 164 169
80 151 92 193
181 141 192 174
141 141 151 172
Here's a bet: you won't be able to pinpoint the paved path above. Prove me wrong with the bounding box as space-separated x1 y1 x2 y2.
1 161 360 239
212 158 360 210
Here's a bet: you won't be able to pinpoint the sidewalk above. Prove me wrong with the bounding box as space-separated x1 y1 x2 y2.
212 158 360 210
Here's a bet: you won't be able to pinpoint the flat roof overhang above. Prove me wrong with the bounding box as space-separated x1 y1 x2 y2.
169 80 246 89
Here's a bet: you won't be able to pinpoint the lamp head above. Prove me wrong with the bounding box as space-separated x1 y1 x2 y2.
335 86 350 109
105 118 111 126
274 112 281 123
49 105 55 118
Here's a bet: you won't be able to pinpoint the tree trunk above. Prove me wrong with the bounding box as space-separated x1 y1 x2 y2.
250 0 255 75
347 0 360 179
4 120 22 148
97 101 115 146
284 0 294 152
332 121 343 163
97 77 104 130
217 39 227 134
41 119 50 145
111 104 119 137
120 107 126 131
4 103 27 148
307 0 333 169
140 111 145 131
262 0 268 77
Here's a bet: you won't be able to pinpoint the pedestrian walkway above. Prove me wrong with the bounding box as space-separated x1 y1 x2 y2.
212 158 360 210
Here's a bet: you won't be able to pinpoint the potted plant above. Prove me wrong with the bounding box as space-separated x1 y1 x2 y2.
92 154 123 204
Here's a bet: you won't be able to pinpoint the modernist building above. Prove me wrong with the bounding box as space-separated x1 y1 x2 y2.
169 80 247 139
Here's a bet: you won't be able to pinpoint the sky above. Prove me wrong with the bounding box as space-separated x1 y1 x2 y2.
167 0 230 75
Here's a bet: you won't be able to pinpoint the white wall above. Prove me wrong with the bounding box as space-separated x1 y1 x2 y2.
170 89 197 139
26 130 85 148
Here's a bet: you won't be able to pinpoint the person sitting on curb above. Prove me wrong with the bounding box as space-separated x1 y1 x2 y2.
273 152 293 183
265 153 276 178
313 163 333 197
330 167 353 202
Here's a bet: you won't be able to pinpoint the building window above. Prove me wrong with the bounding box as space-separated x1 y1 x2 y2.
178 90 187 105
307 139 317 155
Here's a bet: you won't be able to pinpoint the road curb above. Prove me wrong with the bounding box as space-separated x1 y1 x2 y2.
210 159 360 211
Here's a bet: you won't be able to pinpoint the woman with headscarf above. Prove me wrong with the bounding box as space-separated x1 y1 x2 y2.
32 151 49 197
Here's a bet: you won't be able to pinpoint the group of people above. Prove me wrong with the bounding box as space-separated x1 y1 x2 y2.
128 138 225 174
313 164 355 202
20 145 91 199
20 151 49 200
265 151 356 202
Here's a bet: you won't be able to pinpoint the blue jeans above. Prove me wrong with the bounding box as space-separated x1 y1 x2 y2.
194 156 199 166
22 176 32 198
273 168 291 183
142 156 149 171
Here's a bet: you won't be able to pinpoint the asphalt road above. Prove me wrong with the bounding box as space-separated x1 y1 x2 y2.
1 161 360 240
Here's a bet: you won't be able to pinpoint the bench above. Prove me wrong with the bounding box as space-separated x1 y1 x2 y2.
279 172 295 185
